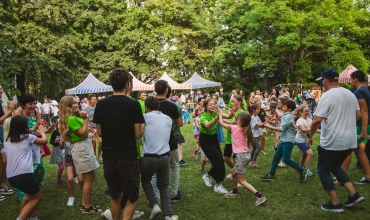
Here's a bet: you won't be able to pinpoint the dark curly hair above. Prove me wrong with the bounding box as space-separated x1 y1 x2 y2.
155 80 168 95
109 68 133 92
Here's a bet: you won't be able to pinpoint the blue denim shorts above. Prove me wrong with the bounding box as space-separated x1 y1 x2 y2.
295 142 310 152
0 125 3 144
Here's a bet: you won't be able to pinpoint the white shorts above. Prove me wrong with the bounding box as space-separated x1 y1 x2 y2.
71 139 99 174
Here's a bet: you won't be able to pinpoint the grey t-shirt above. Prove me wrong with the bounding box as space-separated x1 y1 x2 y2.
84 106 96 127
5 134 37 178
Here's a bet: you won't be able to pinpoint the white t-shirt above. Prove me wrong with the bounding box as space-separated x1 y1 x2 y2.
180 95 186 104
143 111 172 155
5 134 37 178
42 103 50 114
314 87 359 150
51 100 59 117
295 117 312 143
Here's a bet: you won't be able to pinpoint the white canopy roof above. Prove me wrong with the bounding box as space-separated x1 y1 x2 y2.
65 72 154 95
154 72 192 90
182 72 221 89
65 73 112 95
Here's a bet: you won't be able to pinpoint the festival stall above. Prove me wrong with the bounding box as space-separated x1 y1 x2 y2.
339 64 358 83
182 72 221 89
65 73 113 95
154 72 192 90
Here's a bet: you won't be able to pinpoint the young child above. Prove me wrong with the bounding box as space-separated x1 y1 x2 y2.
49 121 65 187
0 118 14 201
4 115 47 220
183 108 190 124
218 111 267 206
263 100 308 182
192 107 202 158
59 139 84 207
249 104 269 168
295 104 316 177
255 100 268 154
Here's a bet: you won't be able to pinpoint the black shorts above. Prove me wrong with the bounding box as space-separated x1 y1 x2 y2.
103 159 140 202
223 144 233 157
8 173 40 196
178 134 185 144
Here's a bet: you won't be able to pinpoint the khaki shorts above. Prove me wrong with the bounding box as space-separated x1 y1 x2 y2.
71 139 99 174
234 152 251 174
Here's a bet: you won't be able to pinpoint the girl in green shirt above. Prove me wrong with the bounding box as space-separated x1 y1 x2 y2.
59 96 101 213
200 99 228 194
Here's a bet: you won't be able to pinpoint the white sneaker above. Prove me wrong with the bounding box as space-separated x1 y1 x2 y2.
307 170 314 177
262 151 267 155
165 215 179 220
67 197 75 206
278 161 286 168
202 174 212 187
226 173 232 180
150 204 162 220
224 191 239 198
74 177 79 184
101 208 113 220
255 196 267 206
237 183 243 188
132 210 145 219
214 184 228 194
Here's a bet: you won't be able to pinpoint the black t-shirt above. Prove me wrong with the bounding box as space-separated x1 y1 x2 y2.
158 99 180 151
93 95 144 160
258 108 266 123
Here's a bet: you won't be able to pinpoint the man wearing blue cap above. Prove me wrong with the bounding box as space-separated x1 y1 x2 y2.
307 68 365 212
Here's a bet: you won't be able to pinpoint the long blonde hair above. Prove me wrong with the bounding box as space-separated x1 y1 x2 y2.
58 96 75 141
3 118 11 141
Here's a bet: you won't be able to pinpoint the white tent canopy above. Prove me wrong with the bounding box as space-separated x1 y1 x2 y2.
131 73 153 91
154 72 192 90
65 73 112 95
182 72 221 89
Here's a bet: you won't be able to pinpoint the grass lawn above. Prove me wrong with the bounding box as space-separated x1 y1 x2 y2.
1 118 370 220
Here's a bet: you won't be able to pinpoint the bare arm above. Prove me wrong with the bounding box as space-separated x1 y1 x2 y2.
0 101 14 124
134 123 144 139
218 112 232 130
74 111 89 138
356 109 362 121
307 116 324 146
358 99 367 139
195 120 201 129
96 124 101 137
298 124 310 133
33 126 48 145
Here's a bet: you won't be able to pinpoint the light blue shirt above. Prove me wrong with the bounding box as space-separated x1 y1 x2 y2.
279 112 295 144
143 111 172 155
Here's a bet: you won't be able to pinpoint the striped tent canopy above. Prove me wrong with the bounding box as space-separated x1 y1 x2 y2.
339 65 357 83
153 72 192 90
131 73 154 91
65 73 112 95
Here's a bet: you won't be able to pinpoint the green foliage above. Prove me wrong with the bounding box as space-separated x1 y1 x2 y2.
0 0 369 99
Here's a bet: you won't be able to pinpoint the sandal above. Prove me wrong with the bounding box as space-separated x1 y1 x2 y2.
82 205 102 213
80 204 100 211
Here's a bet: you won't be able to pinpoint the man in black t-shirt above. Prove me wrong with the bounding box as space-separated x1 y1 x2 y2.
154 80 183 204
94 68 144 220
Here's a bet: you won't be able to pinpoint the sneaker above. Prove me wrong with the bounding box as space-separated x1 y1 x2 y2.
150 204 162 220
278 161 286 168
300 169 308 183
333 177 339 184
0 185 14 195
202 174 212 187
307 170 314 177
237 183 243 188
67 197 75 206
261 174 274 181
74 176 79 184
321 202 344 212
171 194 183 203
226 173 232 180
214 184 228 194
101 208 113 220
354 177 370 184
224 191 239 198
344 192 365 207
255 196 267 206
262 151 267 155
165 215 179 220
132 210 145 220
179 160 187 166
0 195 6 201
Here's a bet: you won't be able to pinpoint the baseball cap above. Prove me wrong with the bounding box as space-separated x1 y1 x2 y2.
316 68 339 81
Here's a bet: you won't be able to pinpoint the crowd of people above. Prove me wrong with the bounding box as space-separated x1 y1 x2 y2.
0 67 369 220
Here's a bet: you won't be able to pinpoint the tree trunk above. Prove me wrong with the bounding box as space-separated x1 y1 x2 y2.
16 72 26 97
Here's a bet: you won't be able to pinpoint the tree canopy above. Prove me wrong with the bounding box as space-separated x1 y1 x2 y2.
0 0 369 99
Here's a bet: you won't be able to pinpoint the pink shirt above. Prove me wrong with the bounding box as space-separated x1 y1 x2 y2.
231 125 249 154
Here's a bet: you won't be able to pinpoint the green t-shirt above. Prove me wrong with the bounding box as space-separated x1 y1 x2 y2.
200 112 219 135
67 116 88 143
173 102 183 138
138 99 145 114
228 98 248 108
226 108 245 144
